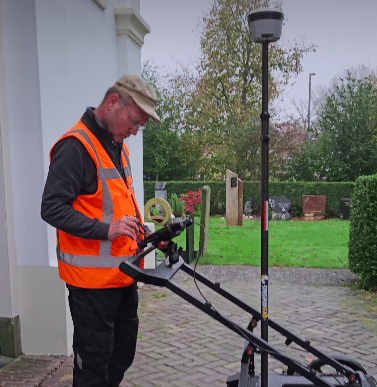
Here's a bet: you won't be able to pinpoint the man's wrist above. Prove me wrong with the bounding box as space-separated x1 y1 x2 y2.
98 222 111 240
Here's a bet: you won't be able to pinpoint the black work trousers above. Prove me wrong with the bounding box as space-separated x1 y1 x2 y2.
68 282 139 387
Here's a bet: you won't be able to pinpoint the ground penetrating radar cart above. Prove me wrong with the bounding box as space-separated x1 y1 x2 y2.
119 218 377 387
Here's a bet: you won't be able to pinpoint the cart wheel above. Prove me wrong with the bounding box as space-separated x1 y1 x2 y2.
226 372 240 387
309 355 367 374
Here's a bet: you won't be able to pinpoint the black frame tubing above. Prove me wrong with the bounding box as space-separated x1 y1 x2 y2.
181 263 356 380
120 257 357 387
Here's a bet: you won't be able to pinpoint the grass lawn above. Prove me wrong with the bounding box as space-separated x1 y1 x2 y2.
170 217 350 269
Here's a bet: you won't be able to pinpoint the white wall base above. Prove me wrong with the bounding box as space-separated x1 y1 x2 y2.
16 266 73 356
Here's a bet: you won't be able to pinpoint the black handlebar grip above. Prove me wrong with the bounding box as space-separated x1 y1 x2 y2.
138 216 193 249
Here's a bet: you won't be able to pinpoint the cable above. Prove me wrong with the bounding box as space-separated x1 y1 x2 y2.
190 221 255 344
189 223 266 351
188 228 310 371
192 221 209 304
333 375 346 386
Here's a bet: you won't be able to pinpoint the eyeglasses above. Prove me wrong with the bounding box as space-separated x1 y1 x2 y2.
118 99 146 131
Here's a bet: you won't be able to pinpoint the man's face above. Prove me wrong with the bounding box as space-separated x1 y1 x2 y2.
107 96 150 142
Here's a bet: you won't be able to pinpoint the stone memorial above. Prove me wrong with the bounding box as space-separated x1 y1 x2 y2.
144 198 172 226
340 197 352 220
302 195 326 220
238 179 243 226
226 170 243 226
154 182 167 216
199 186 211 256
244 197 252 217
269 195 291 220
155 182 167 201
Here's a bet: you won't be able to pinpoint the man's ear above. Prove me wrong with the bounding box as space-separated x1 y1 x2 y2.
105 93 121 112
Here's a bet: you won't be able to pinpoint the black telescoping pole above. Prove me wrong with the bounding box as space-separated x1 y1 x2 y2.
260 40 270 387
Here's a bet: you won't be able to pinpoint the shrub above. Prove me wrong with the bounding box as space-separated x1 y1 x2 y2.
348 175 377 290
169 193 185 218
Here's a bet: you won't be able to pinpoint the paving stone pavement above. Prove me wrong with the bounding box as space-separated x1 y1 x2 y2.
1 266 377 387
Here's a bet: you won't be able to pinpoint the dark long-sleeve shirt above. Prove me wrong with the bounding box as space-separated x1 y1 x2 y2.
41 108 128 240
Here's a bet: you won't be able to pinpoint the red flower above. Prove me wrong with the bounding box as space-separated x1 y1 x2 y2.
179 190 202 214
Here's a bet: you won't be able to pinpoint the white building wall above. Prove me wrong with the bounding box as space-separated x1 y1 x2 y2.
1 0 48 269
0 7 14 321
0 0 151 355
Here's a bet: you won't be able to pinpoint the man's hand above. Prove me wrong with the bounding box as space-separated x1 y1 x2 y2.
108 216 140 240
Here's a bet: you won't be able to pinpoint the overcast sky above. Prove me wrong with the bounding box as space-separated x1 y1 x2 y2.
140 0 377 120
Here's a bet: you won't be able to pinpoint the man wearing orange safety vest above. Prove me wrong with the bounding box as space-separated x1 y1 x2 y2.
41 75 161 387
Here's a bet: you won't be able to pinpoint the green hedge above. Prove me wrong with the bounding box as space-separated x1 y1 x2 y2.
145 181 355 217
349 175 377 290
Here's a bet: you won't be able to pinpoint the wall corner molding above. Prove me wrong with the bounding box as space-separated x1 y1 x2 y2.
92 0 107 10
114 7 151 48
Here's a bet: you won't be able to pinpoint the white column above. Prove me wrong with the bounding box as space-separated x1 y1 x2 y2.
115 7 150 214
0 0 48 268
0 0 45 357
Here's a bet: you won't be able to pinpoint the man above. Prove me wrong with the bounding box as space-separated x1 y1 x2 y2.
41 75 161 387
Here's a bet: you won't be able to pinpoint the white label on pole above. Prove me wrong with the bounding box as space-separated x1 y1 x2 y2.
261 274 268 319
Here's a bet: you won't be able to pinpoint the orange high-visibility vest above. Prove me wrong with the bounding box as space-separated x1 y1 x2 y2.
50 120 143 288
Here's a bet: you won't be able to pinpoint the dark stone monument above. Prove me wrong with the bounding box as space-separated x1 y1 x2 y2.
340 197 352 220
269 196 291 220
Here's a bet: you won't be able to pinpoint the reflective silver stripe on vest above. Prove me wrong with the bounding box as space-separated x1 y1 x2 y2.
102 168 122 180
59 128 133 265
57 248 133 268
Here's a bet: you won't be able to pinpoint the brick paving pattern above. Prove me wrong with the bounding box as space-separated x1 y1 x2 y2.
0 355 67 386
1 266 377 387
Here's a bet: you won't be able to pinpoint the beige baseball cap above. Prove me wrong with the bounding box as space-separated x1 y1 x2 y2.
113 75 162 125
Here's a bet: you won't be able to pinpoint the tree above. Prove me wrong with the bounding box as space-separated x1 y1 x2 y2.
269 120 307 180
179 0 315 180
142 64 189 181
285 139 325 181
287 73 377 182
196 0 313 122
